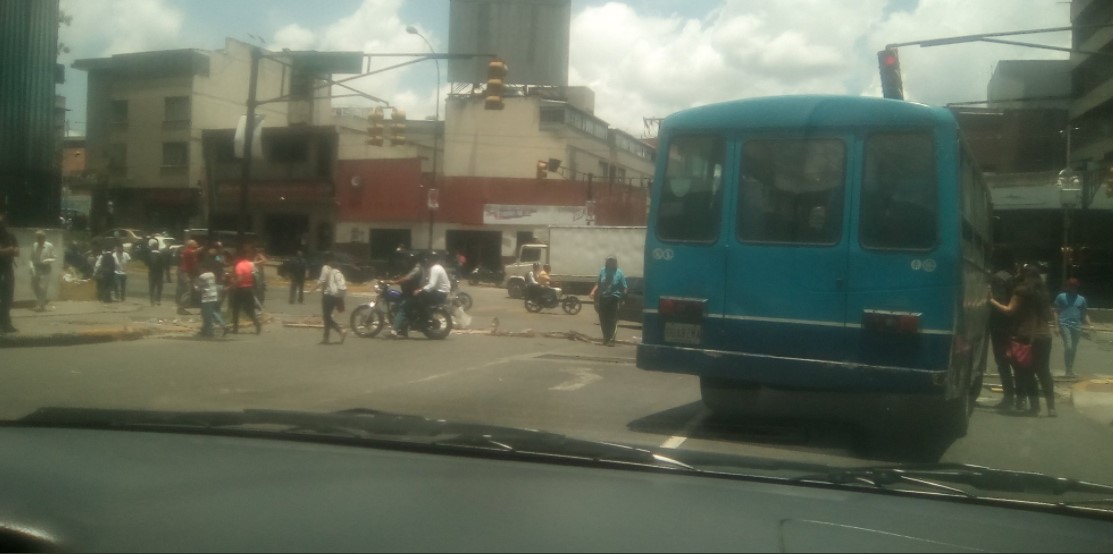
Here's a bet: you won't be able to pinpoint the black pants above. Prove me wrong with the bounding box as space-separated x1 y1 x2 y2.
1014 336 1055 411
322 294 344 340
990 328 1016 401
148 270 164 305
289 277 305 304
598 296 620 344
231 288 260 333
0 267 13 330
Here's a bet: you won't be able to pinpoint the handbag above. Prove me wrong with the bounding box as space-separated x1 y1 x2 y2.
1007 338 1033 369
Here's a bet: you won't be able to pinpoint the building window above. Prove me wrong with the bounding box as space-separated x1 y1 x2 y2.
540 106 564 126
164 96 190 122
162 142 188 167
110 100 128 126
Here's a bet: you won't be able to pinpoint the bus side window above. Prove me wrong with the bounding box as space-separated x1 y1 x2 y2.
657 136 724 243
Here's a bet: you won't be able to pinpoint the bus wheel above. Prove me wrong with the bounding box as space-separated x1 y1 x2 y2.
699 377 760 419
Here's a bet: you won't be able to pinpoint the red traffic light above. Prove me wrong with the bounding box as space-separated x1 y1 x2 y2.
883 53 898 67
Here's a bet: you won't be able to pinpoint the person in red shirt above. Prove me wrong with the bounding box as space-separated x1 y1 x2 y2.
230 247 261 334
176 240 200 315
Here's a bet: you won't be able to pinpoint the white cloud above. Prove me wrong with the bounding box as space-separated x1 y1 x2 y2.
272 24 317 51
269 0 445 120
568 0 1071 135
60 0 184 60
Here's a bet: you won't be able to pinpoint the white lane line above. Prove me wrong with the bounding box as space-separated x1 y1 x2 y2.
659 411 706 450
549 367 603 392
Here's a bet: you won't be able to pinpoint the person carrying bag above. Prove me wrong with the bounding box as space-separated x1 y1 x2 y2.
312 252 348 345
991 265 1055 417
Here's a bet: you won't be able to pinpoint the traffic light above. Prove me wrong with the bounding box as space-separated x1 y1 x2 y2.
485 58 508 110
877 48 904 100
390 108 406 146
367 107 385 147
536 160 548 179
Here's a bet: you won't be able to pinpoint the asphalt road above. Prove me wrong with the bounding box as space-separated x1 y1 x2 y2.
5 283 1113 488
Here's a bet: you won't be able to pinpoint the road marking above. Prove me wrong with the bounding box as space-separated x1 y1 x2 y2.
659 411 705 450
549 367 602 392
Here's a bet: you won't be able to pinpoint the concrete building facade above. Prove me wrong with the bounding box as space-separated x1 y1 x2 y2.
74 38 334 235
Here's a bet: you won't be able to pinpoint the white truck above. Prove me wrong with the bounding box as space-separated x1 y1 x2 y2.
503 226 646 299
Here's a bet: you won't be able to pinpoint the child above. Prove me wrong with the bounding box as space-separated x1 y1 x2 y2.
196 258 228 338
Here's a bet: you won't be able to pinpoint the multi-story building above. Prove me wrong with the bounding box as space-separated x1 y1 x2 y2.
1070 0 1113 166
0 0 63 226
333 87 654 269
74 38 335 235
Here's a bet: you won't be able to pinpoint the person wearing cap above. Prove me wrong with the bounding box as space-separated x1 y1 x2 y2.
1053 277 1094 380
29 230 56 312
589 255 628 346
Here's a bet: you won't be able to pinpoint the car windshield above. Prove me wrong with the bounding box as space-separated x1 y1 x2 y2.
5 0 1113 527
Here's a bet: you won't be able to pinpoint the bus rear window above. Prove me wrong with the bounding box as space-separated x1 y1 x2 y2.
656 136 724 243
737 138 846 245
860 132 937 250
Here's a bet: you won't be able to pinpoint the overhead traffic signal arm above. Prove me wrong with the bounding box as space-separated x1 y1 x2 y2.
877 48 905 100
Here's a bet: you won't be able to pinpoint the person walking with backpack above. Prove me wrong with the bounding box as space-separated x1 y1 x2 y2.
310 252 347 344
589 255 628 347
990 264 1056 417
1053 277 1094 380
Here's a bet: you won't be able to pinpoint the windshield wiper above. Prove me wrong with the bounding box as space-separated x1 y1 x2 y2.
8 407 694 472
791 463 1113 500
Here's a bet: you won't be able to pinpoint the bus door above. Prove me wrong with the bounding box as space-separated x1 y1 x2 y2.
721 135 854 362
846 131 952 372
645 135 729 350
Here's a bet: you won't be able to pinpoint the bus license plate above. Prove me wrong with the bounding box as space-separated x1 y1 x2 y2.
664 322 702 345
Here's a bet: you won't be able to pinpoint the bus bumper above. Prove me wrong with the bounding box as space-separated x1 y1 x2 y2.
637 343 948 395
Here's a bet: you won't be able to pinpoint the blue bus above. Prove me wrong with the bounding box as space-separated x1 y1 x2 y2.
637 96 992 446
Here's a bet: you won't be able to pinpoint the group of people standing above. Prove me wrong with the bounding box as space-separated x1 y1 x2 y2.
174 240 266 338
988 253 1095 417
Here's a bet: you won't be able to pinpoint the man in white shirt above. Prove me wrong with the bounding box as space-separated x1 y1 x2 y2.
414 254 452 315
110 244 131 301
29 231 56 311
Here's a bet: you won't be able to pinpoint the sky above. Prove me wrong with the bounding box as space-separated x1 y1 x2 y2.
57 0 1074 138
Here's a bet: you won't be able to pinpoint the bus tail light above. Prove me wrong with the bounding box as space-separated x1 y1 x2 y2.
862 310 921 334
659 297 705 322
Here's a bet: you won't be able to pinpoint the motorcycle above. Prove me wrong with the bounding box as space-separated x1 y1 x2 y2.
350 281 453 340
524 286 582 315
467 266 505 287
449 273 473 312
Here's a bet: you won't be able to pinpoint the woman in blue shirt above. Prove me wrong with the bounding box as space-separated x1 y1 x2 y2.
590 255 627 347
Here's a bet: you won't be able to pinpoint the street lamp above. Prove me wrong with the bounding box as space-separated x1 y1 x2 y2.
1057 169 1082 287
406 25 440 250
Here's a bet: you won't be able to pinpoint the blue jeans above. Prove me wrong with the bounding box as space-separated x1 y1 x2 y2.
1060 325 1082 374
393 298 411 334
201 301 225 336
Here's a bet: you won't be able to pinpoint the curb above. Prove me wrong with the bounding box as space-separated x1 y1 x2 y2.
0 326 155 349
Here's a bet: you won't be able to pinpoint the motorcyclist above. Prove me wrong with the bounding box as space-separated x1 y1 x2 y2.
414 253 452 317
388 252 423 339
524 263 541 303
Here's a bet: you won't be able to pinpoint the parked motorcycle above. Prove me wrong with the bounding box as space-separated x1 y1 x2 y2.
467 266 505 287
350 281 454 339
524 286 582 315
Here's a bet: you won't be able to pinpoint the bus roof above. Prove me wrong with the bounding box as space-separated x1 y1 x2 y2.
662 95 956 133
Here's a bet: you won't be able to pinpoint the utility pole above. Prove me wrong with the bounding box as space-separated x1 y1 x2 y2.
238 46 261 248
